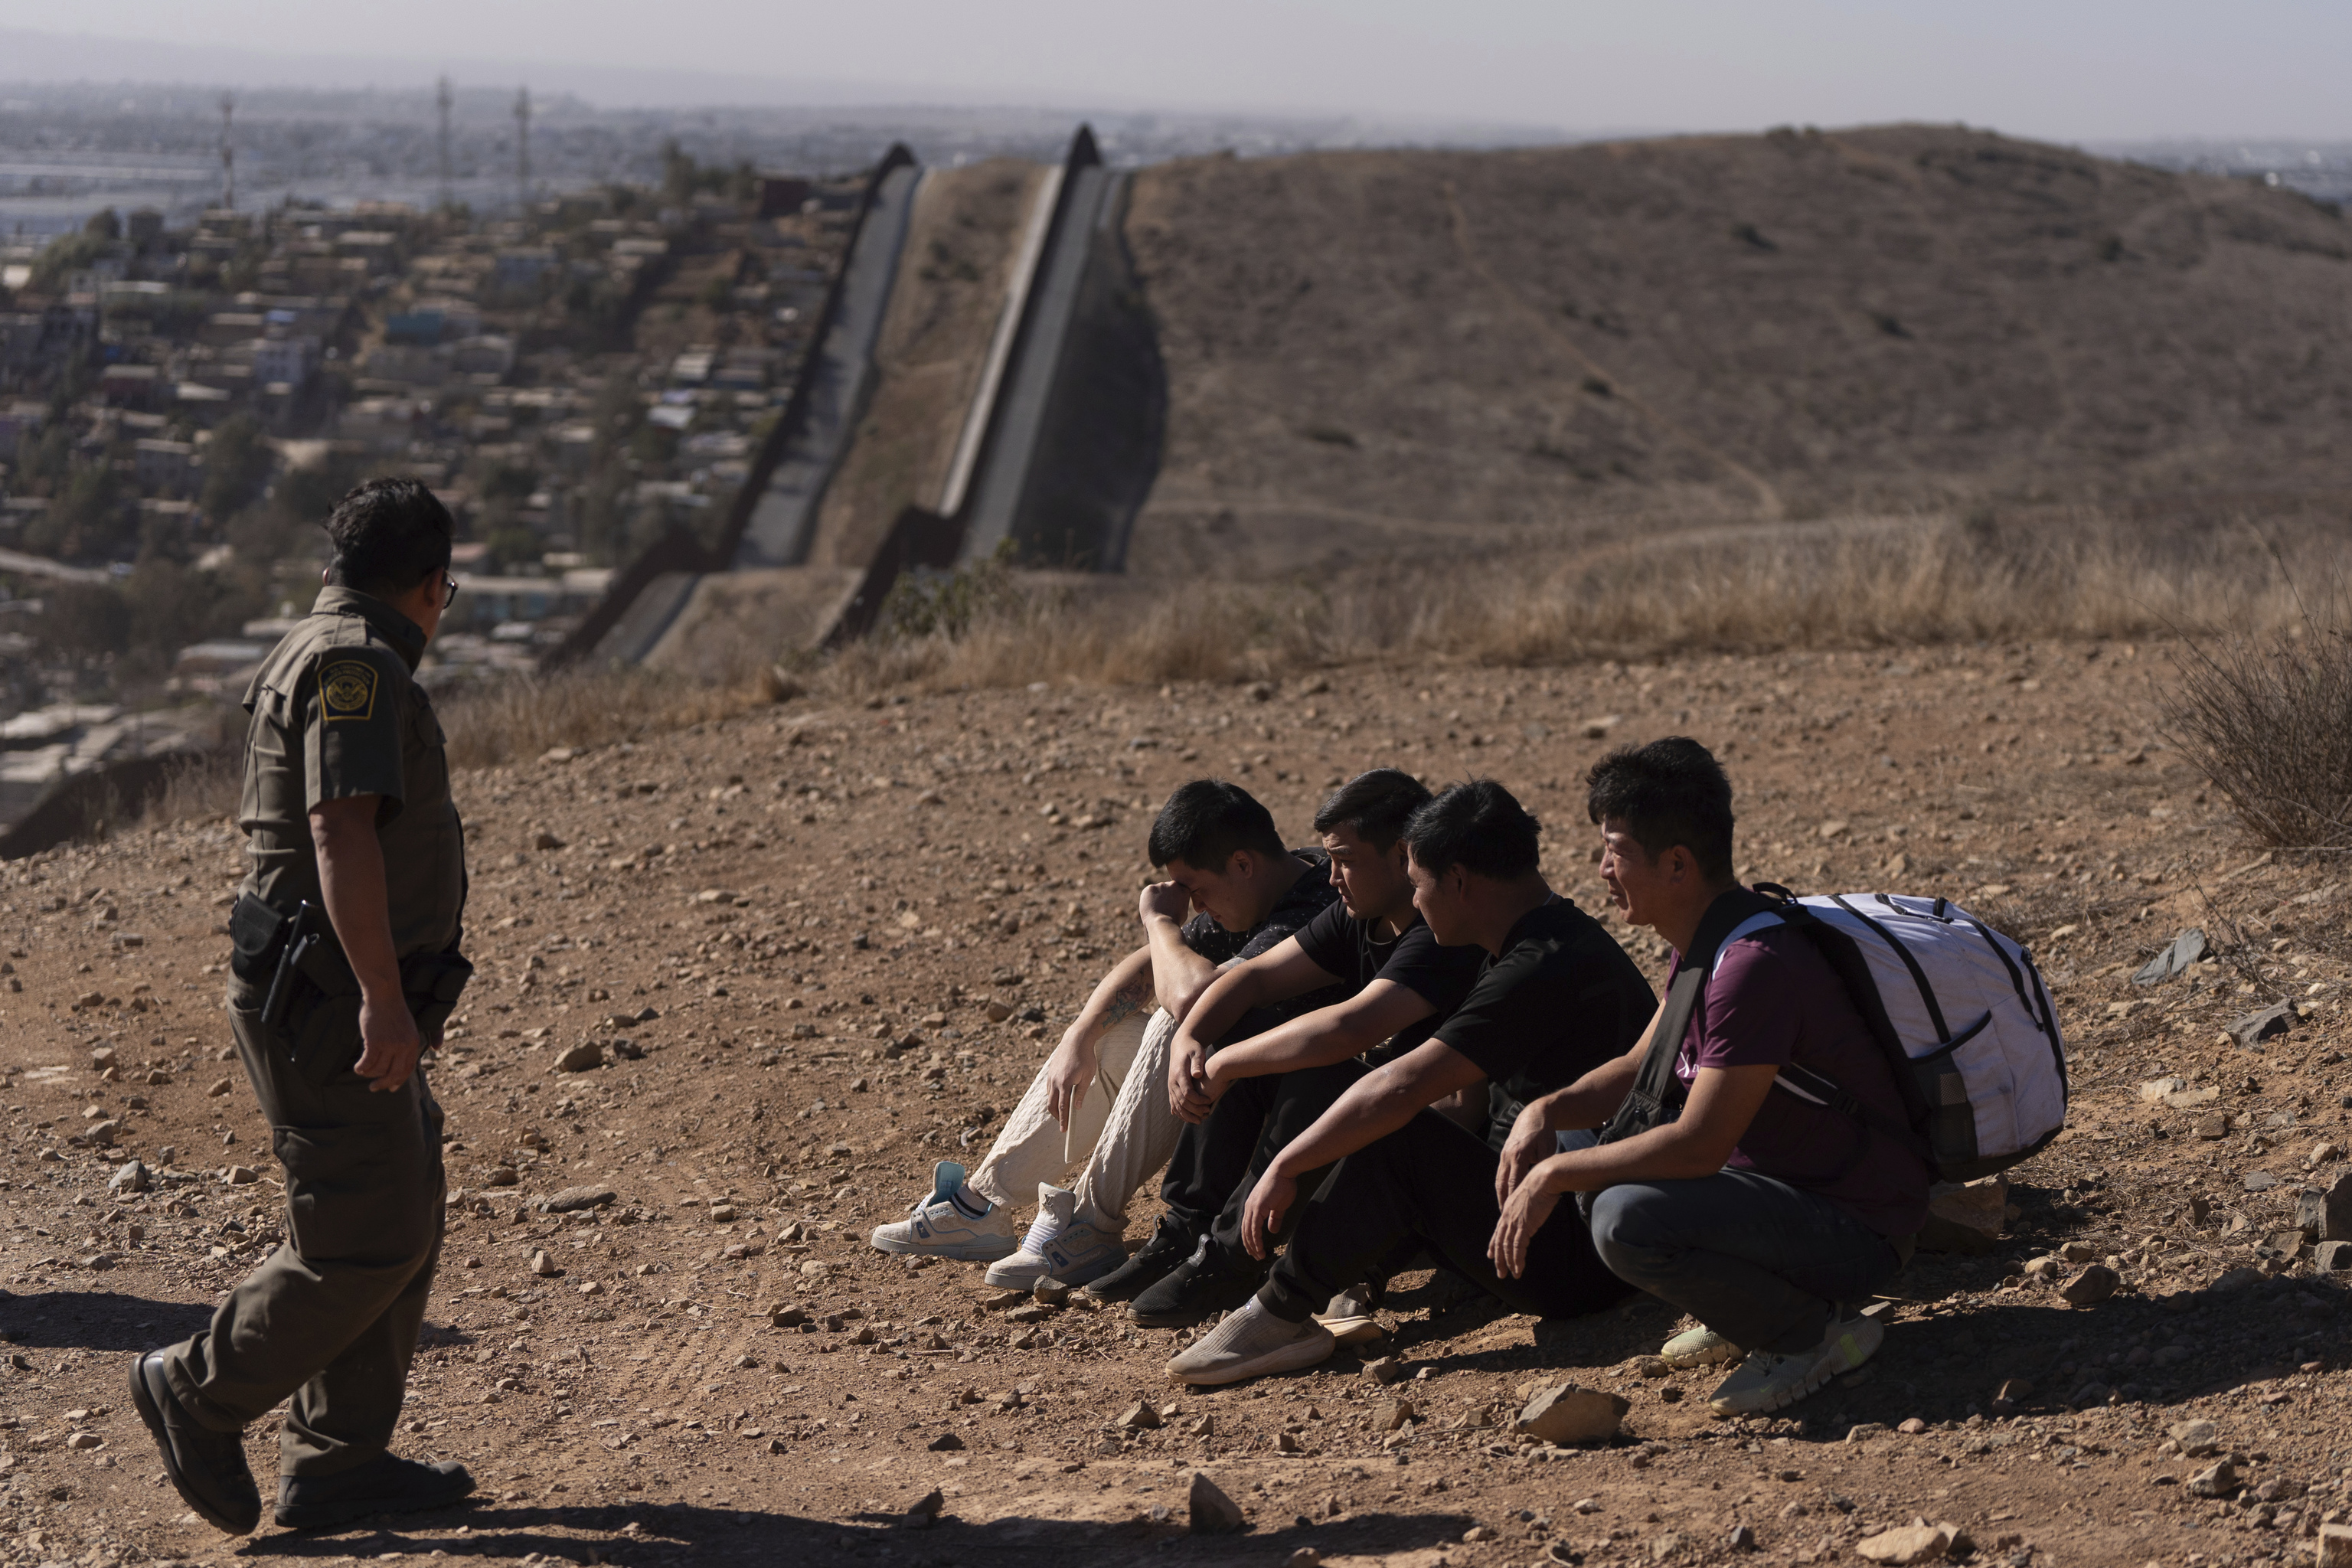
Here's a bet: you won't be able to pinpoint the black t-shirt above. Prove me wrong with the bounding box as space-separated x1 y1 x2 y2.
1433 897 1656 1111
1180 848 1346 1041
1292 900 1487 1064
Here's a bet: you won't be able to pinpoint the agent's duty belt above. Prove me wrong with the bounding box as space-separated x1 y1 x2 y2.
229 892 474 1051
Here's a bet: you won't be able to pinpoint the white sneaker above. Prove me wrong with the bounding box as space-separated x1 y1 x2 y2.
1707 1309 1884 1416
868 1161 1017 1262
1661 1322 1742 1368
1165 1297 1335 1387
982 1183 1125 1288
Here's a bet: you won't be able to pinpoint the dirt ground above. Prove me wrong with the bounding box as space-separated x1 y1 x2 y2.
5 638 2350 1568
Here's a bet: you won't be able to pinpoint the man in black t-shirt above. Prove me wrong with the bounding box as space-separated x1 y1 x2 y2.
1080 770 1485 1326
1168 779 1654 1387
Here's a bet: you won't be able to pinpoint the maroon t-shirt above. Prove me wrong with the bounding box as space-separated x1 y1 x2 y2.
1670 922 1929 1238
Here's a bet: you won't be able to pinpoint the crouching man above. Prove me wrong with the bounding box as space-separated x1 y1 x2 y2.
1165 779 1655 1386
1490 737 1927 1416
871 779 1338 1289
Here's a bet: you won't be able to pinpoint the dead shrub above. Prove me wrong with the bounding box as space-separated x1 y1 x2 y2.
436 668 768 769
134 750 241 832
2161 583 2352 850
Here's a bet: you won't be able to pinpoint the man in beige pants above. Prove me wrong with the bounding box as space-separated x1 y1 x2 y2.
871 779 1339 1288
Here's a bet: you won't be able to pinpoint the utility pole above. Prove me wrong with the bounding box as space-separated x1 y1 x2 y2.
218 93 235 211
436 76 455 211
513 86 531 214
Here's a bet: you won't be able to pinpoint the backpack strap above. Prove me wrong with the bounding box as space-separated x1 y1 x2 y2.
1595 888 1777 1150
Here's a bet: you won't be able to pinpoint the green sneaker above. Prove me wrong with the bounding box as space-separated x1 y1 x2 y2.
1707 1311 1883 1416
1661 1323 1742 1368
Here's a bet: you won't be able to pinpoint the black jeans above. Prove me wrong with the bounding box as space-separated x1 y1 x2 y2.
1259 1106 1635 1323
1160 1058 1369 1259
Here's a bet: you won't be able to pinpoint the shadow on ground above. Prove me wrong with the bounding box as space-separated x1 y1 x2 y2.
234 1500 1481 1566
0 1289 214 1351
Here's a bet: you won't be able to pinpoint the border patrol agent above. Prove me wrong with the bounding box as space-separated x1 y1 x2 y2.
131 478 478 1534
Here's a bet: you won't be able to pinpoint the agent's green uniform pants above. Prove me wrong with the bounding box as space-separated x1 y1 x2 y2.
160 980 446 1477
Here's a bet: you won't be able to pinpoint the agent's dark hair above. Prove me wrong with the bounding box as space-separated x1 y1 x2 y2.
1313 767 1431 850
1584 737 1736 882
323 477 455 599
1401 779 1540 880
1148 779 1284 872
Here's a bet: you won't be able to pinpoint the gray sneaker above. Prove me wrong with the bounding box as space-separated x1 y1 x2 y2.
1707 1311 1883 1416
1165 1298 1334 1387
1660 1322 1742 1368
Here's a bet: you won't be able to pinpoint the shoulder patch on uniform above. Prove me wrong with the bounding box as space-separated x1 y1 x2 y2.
320 660 381 722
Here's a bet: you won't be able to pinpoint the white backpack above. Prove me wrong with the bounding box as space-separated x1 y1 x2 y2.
1753 887 2069 1182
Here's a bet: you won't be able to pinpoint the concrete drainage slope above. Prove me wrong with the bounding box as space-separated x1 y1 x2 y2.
547 127 1165 678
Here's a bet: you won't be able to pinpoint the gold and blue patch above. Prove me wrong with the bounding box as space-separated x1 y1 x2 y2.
320 660 381 722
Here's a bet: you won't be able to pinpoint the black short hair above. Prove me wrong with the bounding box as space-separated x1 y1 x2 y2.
1401 779 1540 880
1312 767 1431 850
1148 779 1284 872
323 477 455 599
1584 737 1736 882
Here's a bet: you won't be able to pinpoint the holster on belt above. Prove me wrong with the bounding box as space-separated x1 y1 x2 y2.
230 892 470 1049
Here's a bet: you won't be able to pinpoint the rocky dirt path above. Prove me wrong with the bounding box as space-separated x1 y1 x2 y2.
3 639 2348 1568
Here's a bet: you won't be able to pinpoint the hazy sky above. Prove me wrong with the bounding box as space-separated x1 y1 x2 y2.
5 0 2349 140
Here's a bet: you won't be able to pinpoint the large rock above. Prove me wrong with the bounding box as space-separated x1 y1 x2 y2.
2059 1264 2118 1305
551 1042 605 1073
1857 1523 1963 1564
2298 1171 2352 1243
2228 1001 2295 1048
1514 1383 1629 1445
2318 1522 2352 1568
2133 928 2206 986
2168 1419 2220 1456
1187 1472 1244 1534
537 1184 617 1214
107 1159 149 1195
1918 1175 2007 1254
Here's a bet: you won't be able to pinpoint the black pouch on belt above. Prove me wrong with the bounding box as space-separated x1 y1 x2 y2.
400 949 475 1039
227 893 289 986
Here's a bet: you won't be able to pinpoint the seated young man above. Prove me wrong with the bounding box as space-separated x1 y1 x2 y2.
1167 779 1656 1387
1075 769 1486 1328
871 779 1338 1289
1485 737 1926 1416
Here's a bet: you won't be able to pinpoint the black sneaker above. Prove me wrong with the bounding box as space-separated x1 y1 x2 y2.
127 1352 261 1537
275 1453 476 1531
1129 1236 1270 1328
1077 1212 1200 1305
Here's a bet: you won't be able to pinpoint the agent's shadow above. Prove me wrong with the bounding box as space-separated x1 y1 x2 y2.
0 1290 214 1351
237 1500 1482 1565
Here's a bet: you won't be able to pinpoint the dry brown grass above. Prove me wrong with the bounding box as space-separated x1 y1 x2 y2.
2161 573 2352 851
132 751 241 832
435 669 772 770
813 511 2333 697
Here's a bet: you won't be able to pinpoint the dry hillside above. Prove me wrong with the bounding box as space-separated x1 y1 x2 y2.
6 645 2352 1566
1122 125 2352 578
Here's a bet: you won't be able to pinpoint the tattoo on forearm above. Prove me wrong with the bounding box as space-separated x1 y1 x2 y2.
1098 978 1150 1031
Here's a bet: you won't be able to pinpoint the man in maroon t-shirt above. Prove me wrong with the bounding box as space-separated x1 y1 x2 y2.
1488 737 1927 1418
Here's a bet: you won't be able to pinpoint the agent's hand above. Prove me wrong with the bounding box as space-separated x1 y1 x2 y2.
1167 1031 1214 1122
1138 880 1193 927
1494 1101 1556 1207
1488 1169 1563 1280
1043 1030 1098 1132
1240 1167 1298 1262
353 991 423 1093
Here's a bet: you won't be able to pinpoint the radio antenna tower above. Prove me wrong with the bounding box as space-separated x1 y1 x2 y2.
436 76 455 210
513 87 531 213
218 93 236 211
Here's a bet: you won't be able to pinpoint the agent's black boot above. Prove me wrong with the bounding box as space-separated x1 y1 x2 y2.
275 1453 476 1530
128 1351 261 1536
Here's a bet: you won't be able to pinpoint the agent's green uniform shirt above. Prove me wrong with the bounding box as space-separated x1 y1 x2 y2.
237 585 464 957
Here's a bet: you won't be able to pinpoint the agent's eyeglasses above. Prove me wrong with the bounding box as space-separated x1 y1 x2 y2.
441 570 461 609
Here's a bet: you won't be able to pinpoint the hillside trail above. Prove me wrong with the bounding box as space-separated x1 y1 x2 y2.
1440 180 1786 521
